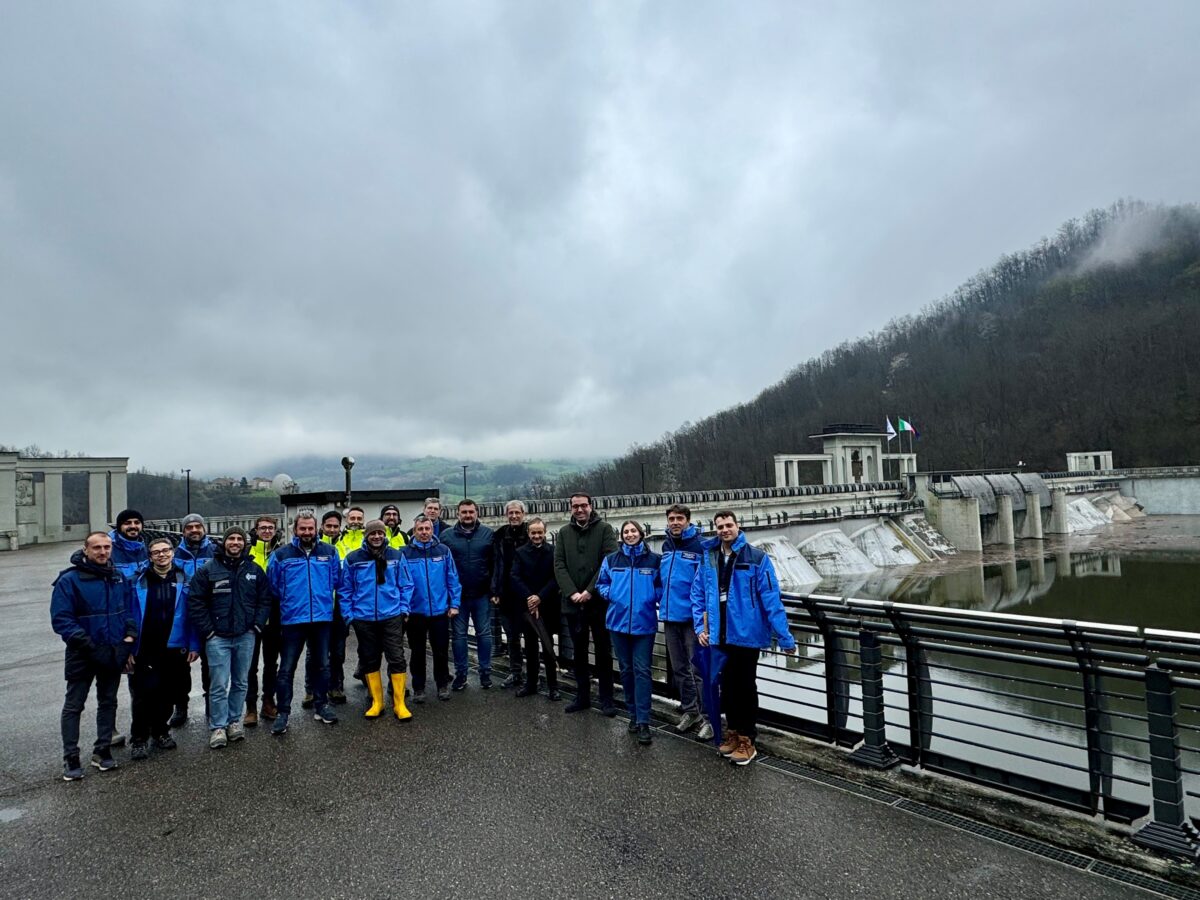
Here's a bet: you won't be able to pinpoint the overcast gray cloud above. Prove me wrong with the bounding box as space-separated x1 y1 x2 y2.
2 1 1198 475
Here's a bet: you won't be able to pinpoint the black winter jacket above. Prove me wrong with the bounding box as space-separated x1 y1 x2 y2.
188 552 272 639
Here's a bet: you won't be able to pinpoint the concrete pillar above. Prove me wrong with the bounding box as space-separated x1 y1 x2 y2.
1021 492 1043 540
1048 489 1071 534
1000 559 1018 596
110 471 128 516
88 472 109 531
0 468 16 534
994 494 1015 546
774 457 786 487
43 473 63 539
928 495 982 552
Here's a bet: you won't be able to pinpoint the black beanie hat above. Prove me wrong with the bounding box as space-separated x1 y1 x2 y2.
115 509 144 528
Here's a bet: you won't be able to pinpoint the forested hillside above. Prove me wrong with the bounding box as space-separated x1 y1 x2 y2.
565 201 1200 494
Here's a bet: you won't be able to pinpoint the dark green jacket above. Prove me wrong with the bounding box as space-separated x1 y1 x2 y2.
553 513 617 616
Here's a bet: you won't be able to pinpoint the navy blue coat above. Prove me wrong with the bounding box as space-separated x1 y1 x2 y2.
440 522 496 600
51 550 138 677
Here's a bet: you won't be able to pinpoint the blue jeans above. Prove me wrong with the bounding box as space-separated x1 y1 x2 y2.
452 595 493 680
206 632 256 730
277 623 331 715
611 632 655 726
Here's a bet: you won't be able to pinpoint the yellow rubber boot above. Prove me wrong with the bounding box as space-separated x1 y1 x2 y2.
391 673 413 721
364 671 385 718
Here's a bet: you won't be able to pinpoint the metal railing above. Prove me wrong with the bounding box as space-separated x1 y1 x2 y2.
638 595 1200 860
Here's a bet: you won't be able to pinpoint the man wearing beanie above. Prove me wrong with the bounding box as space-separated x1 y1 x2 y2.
109 509 148 579
340 520 414 720
379 505 408 549
187 526 271 749
171 513 217 728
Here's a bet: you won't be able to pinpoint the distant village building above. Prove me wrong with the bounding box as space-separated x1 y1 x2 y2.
210 477 237 488
774 424 918 487
1065 451 1114 472
250 477 273 491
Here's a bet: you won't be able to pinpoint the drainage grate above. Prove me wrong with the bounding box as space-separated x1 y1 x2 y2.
894 800 1093 869
759 757 903 805
1089 862 1200 900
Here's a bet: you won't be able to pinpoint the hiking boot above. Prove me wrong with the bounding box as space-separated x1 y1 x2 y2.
168 707 188 728
260 700 278 720
227 721 246 742
243 709 258 728
90 752 118 772
329 689 347 705
564 697 591 714
152 734 177 750
627 719 639 734
63 756 84 781
480 675 493 690
730 735 758 766
437 686 451 701
676 711 701 733
451 673 468 692
271 713 289 736
301 694 315 710
209 728 228 749
696 721 714 742
637 724 653 746
130 741 149 761
718 729 741 757
314 704 339 725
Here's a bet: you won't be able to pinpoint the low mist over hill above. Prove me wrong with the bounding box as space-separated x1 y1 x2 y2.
569 200 1200 494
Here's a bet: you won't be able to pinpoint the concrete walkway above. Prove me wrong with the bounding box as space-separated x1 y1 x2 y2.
0 544 1150 898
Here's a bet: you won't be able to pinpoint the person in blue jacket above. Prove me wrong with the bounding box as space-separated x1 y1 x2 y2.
50 531 138 780
170 513 216 728
660 503 712 739
400 514 461 702
340 519 415 721
691 510 796 767
109 508 148 578
266 513 341 735
597 520 662 746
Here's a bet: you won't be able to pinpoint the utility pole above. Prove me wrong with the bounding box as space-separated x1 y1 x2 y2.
181 468 191 515
461 465 469 501
342 456 355 506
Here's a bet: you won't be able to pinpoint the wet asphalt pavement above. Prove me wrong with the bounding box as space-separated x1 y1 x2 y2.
0 544 1146 898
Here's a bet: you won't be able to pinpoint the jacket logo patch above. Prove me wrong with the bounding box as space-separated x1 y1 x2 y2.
638 568 655 575
681 552 698 560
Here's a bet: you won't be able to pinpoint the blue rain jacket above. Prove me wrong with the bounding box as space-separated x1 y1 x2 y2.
659 524 705 624
690 533 796 651
400 539 462 616
51 550 138 650
109 530 148 579
597 542 662 636
174 536 216 579
340 547 414 623
267 538 339 625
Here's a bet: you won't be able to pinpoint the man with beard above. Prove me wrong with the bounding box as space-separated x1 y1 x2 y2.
109 508 148 579
553 493 618 716
267 513 341 735
170 513 217 728
189 527 271 749
490 500 529 689
51 532 138 779
401 515 461 702
379 504 408 549
442 500 495 692
327 506 365 703
247 516 285 724
340 520 414 720
660 504 712 739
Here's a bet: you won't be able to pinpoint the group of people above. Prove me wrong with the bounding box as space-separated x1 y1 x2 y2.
49 493 796 780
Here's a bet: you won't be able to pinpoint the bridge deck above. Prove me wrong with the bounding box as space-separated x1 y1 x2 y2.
0 545 1146 898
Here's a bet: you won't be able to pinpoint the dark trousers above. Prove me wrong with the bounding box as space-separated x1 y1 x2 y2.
62 668 121 759
328 601 348 691
501 598 524 674
130 653 187 742
566 601 614 703
720 645 761 741
521 606 558 689
407 613 450 690
353 616 408 677
277 623 331 715
247 602 281 711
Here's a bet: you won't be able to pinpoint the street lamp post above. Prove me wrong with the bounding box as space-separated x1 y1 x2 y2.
461 465 469 500
181 468 191 515
341 457 355 507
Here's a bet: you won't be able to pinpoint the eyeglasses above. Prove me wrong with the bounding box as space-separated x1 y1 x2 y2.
149 548 174 556
570 503 589 509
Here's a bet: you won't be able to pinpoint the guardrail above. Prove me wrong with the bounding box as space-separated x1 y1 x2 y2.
638 595 1200 860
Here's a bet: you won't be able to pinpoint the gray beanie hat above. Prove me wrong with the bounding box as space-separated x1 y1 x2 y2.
181 513 205 528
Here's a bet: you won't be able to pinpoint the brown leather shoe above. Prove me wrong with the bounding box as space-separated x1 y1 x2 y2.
718 729 740 757
730 735 758 766
244 709 259 728
260 700 278 720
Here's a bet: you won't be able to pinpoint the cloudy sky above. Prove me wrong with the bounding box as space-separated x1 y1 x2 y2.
3 2 1198 476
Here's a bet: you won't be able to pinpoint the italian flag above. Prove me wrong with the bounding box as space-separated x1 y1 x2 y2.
898 418 921 439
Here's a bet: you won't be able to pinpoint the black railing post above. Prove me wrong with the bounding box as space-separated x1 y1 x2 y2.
1131 664 1200 860
887 604 931 767
849 629 900 769
1064 624 1114 817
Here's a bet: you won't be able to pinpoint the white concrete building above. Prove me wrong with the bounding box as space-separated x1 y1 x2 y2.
774 424 918 487
0 453 129 549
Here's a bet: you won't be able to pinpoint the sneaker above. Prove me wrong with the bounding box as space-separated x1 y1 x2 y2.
437 686 451 701
564 697 590 714
209 728 228 749
271 713 289 736
637 724 653 746
90 752 118 772
63 756 84 781
130 741 149 761
676 711 701 733
451 674 468 692
301 694 315 710
627 719 638 734
152 734 177 750
168 707 188 728
260 700 278 720
480 675 492 690
730 735 758 766
314 705 338 725
718 729 741 757
244 709 258 728
329 689 347 705
515 685 537 698
227 721 246 742
696 721 714 742
599 702 617 718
